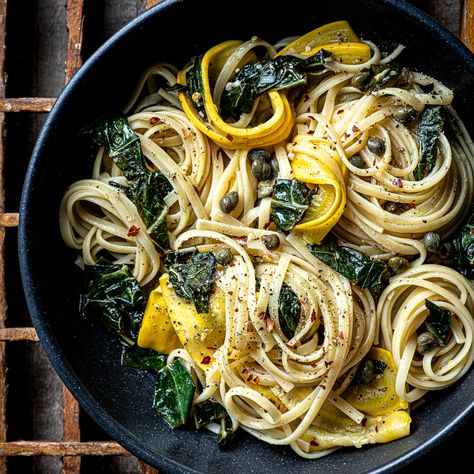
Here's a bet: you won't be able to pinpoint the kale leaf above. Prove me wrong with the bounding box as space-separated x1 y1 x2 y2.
82 116 172 253
153 359 195 428
168 251 218 314
185 56 206 117
271 179 311 231
278 283 302 339
221 50 329 118
81 262 145 347
308 241 385 289
193 399 237 449
414 106 444 181
121 345 166 372
424 300 451 346
364 62 400 92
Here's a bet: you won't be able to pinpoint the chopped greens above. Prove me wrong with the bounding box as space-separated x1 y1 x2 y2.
424 300 451 346
308 241 385 289
278 284 302 339
193 399 237 449
364 62 400 92
82 116 172 252
121 346 166 372
153 359 195 428
168 250 218 314
271 179 311 231
414 106 444 181
185 56 206 117
221 50 329 118
81 262 145 347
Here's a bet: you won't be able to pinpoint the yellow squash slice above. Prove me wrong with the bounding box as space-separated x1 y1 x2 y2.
343 347 409 416
160 274 226 370
137 287 181 355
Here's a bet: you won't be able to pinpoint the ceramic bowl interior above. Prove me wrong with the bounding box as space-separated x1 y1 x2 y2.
19 0 474 472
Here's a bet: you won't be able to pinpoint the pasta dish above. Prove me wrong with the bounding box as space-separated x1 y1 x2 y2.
59 21 474 457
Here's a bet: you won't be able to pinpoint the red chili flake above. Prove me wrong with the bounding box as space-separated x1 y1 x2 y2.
338 330 344 340
470 229 474 236
320 384 326 390
127 225 140 237
226 133 234 142
337 109 344 115
228 291 234 296
410 202 417 208
257 311 266 320
310 440 319 447
307 130 315 135
263 222 271 230
311 310 316 322
286 343 295 349
343 132 349 140
393 178 403 188
242 368 249 374
149 117 160 125
201 356 211 365
266 316 275 333
310 362 318 368
361 417 367 427
247 375 254 382
375 425 379 433
324 360 334 368
352 124 360 133
253 376 260 384
182 128 191 139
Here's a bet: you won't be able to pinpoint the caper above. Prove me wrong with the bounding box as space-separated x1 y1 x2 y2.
215 247 233 266
351 71 370 89
219 191 239 214
257 179 275 198
336 92 362 104
249 148 271 163
416 331 438 355
388 256 409 273
367 136 386 156
423 232 442 253
252 160 273 181
348 155 366 169
262 234 280 250
393 105 418 124
270 156 280 175
356 359 374 384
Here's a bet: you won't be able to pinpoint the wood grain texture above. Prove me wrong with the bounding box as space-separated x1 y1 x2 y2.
0 98 55 113
0 328 39 342
461 0 474 51
62 387 81 474
0 0 8 472
65 0 84 82
0 441 129 457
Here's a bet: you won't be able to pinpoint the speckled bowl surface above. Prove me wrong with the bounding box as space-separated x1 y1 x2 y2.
19 0 474 472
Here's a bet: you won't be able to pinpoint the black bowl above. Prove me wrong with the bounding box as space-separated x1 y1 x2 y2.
19 0 474 472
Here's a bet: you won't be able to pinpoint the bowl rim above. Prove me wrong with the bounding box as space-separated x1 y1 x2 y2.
18 0 474 472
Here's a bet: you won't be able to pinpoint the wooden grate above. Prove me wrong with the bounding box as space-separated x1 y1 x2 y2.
0 0 472 473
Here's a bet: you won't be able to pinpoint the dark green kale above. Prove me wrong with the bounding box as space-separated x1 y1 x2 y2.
81 262 145 347
193 399 237 449
185 56 206 117
153 359 195 428
278 284 302 339
414 106 444 181
168 251 218 314
308 241 385 290
221 50 329 118
424 300 451 346
82 116 172 253
271 179 311 231
121 346 166 372
364 62 400 92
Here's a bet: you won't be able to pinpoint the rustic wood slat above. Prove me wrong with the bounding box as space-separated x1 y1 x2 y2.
146 0 162 9
461 0 474 52
0 327 39 342
0 98 56 113
65 0 85 82
62 387 81 474
0 0 8 472
0 441 130 457
0 212 19 227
